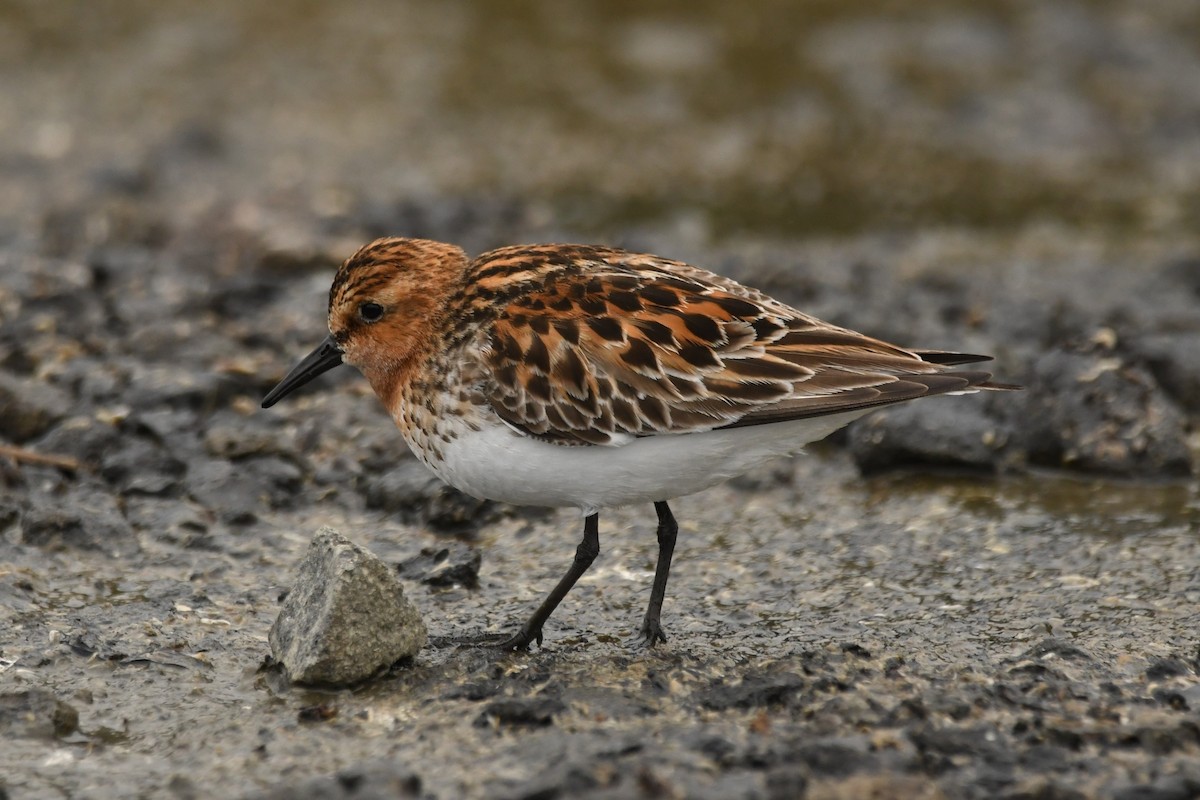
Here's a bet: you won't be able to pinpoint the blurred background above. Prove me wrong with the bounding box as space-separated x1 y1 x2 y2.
4 0 1198 254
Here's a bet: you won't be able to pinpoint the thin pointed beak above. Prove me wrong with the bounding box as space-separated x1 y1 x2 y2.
261 335 344 408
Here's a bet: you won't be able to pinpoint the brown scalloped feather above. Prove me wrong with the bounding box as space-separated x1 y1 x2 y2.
467 246 1010 446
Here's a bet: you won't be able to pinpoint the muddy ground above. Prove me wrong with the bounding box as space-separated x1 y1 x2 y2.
2 2 1200 799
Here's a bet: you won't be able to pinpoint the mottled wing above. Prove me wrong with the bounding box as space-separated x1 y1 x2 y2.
474 246 995 446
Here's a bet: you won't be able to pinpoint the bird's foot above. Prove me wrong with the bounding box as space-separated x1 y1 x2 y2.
638 617 669 647
493 625 544 651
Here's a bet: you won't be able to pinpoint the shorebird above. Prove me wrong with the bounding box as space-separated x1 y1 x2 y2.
263 238 1012 649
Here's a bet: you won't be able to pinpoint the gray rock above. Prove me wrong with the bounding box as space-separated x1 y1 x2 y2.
202 409 292 460
51 354 126 404
19 483 138 556
1130 332 1200 415
270 527 427 685
474 697 567 728
0 370 71 443
1024 348 1193 477
186 458 262 525
121 361 241 412
100 435 185 495
699 673 806 711
848 399 1012 474
186 456 302 525
1112 777 1200 800
33 415 123 465
395 543 481 588
0 690 79 739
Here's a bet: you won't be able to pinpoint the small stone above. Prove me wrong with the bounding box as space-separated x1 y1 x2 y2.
269 527 427 685
1024 348 1193 477
700 673 805 711
19 483 138 556
122 362 241 412
1130 332 1200 415
0 370 71 443
764 767 808 800
202 409 291 460
791 736 874 776
1112 777 1200 800
1016 637 1093 663
909 723 1010 761
396 543 481 588
0 690 79 739
33 415 123 465
187 457 302 525
1178 685 1200 711
1145 657 1192 681
99 435 185 495
473 697 566 728
849 399 1011 474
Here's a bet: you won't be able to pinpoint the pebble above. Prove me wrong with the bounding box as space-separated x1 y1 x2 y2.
269 527 427 685
395 543 482 588
19 483 139 556
0 690 79 740
1024 347 1193 477
0 370 71 443
1130 332 1200 415
849 399 1012 474
474 697 567 728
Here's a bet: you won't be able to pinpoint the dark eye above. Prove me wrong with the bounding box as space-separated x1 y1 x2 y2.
358 302 384 323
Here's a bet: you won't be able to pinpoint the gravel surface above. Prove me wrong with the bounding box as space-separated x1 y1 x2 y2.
2 2 1199 799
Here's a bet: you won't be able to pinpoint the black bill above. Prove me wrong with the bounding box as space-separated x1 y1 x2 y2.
261 335 344 408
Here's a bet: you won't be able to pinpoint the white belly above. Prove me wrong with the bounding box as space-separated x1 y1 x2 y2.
420 410 871 515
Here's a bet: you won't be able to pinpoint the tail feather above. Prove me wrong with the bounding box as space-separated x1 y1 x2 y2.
914 350 994 366
977 380 1023 391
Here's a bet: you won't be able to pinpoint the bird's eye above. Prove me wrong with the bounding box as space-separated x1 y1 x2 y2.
358 302 384 323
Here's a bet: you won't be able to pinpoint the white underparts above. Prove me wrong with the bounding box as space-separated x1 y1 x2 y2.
419 409 872 515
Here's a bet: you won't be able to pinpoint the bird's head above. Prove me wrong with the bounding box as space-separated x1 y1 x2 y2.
261 237 468 409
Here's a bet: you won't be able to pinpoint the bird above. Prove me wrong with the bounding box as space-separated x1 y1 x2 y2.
262 237 1014 650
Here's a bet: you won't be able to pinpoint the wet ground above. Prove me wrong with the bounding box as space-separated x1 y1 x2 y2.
2 2 1200 798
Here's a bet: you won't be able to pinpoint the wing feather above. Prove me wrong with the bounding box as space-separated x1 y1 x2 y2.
471 247 1002 446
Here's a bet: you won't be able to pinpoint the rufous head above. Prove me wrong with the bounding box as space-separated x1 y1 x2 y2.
261 237 468 409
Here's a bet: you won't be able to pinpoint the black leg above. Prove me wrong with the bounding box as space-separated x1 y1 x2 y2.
639 501 678 646
495 513 601 651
